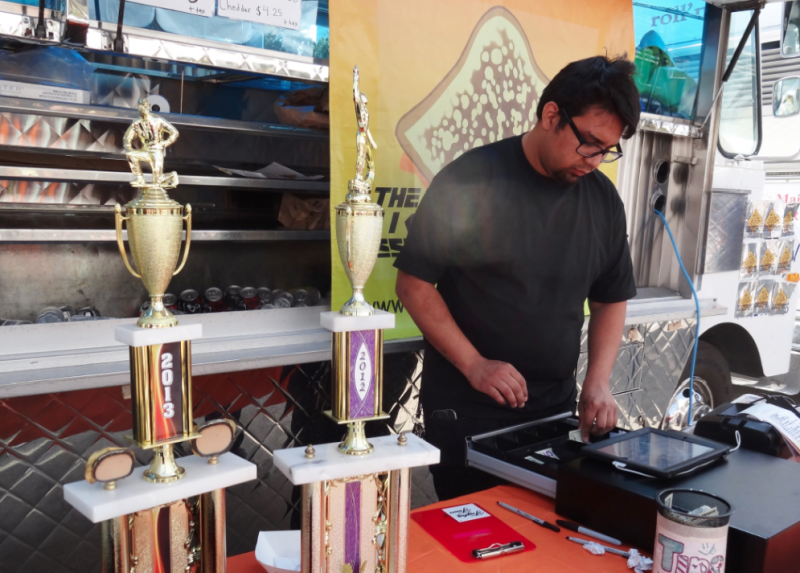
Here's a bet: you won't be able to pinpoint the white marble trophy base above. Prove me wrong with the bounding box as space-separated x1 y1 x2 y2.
274 434 439 485
64 453 256 523
319 310 395 333
114 323 203 347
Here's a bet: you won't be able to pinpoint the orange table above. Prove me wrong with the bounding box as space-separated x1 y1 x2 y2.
228 485 644 572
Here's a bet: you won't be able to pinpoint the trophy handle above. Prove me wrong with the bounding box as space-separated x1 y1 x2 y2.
114 204 142 279
345 209 353 271
173 204 192 276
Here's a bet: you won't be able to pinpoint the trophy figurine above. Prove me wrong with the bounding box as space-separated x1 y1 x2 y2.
64 102 256 573
114 98 192 330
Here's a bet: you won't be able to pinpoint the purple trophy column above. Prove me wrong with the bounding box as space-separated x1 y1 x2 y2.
345 481 361 571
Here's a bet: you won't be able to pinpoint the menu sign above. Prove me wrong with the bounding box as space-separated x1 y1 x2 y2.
0 80 90 104
131 0 215 17
217 0 303 30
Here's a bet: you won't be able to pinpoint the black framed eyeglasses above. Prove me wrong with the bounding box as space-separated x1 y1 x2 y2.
560 109 623 164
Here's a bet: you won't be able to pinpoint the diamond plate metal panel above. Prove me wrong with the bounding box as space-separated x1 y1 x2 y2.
634 319 697 429
0 351 431 573
578 322 645 354
576 342 644 396
702 191 749 274
613 390 649 430
576 320 689 429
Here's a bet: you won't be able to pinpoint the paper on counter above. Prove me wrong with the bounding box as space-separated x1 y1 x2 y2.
216 162 324 181
442 503 490 523
742 402 800 455
627 549 653 572
583 542 606 555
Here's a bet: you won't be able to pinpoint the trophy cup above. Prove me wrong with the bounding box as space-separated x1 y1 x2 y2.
114 97 191 330
63 100 256 573
269 68 439 573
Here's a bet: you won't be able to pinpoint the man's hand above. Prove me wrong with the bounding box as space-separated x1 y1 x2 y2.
577 382 619 442
464 358 528 408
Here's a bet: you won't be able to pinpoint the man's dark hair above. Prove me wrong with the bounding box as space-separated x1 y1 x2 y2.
536 55 640 139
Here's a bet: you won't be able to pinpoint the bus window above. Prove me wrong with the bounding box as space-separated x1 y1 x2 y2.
632 1 706 120
718 10 762 158
782 1 800 56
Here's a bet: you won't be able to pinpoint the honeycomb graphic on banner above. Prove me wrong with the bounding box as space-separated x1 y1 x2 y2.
396 6 549 182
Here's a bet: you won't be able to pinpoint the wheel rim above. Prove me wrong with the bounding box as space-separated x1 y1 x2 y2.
661 377 714 431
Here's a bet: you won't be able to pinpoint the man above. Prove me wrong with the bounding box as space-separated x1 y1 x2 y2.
394 55 640 501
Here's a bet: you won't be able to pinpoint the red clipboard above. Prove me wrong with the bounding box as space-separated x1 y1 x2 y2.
411 503 536 563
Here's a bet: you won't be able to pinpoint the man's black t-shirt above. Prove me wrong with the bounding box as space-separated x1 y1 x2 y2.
394 135 637 419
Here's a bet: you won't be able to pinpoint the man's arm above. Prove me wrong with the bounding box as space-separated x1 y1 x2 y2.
578 299 627 441
161 121 179 147
395 270 527 408
123 124 136 152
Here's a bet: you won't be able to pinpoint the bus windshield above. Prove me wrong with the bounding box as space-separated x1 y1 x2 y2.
632 1 707 120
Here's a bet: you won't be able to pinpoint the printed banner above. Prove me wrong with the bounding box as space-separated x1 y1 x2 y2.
330 1 635 340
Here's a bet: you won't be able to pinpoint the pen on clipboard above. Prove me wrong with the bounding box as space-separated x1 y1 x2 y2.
555 520 622 545
566 536 631 558
471 540 524 559
497 502 560 532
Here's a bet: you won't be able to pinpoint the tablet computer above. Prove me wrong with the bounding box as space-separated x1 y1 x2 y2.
582 428 732 479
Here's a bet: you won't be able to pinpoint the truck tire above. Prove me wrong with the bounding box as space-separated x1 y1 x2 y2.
661 341 732 430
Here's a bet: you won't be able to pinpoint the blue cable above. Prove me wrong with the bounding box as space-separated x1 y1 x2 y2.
655 210 700 424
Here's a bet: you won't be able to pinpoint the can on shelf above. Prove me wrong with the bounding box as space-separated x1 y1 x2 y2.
76 306 101 317
257 287 273 304
241 287 260 310
272 290 294 307
36 307 66 324
163 293 178 310
203 287 227 313
179 289 203 314
225 285 245 311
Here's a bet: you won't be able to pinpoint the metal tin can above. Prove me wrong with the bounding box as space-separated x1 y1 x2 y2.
225 285 245 311
36 307 66 323
163 293 178 310
257 287 273 304
241 287 260 310
203 287 226 313
76 306 101 317
179 289 202 314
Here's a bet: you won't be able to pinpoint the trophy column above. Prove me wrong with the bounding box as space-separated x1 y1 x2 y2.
323 311 395 455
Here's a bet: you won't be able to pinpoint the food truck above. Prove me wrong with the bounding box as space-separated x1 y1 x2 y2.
1 0 800 572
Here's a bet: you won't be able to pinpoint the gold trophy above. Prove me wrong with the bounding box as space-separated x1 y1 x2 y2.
62 101 256 573
324 67 389 456
271 65 439 573
114 98 192 330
